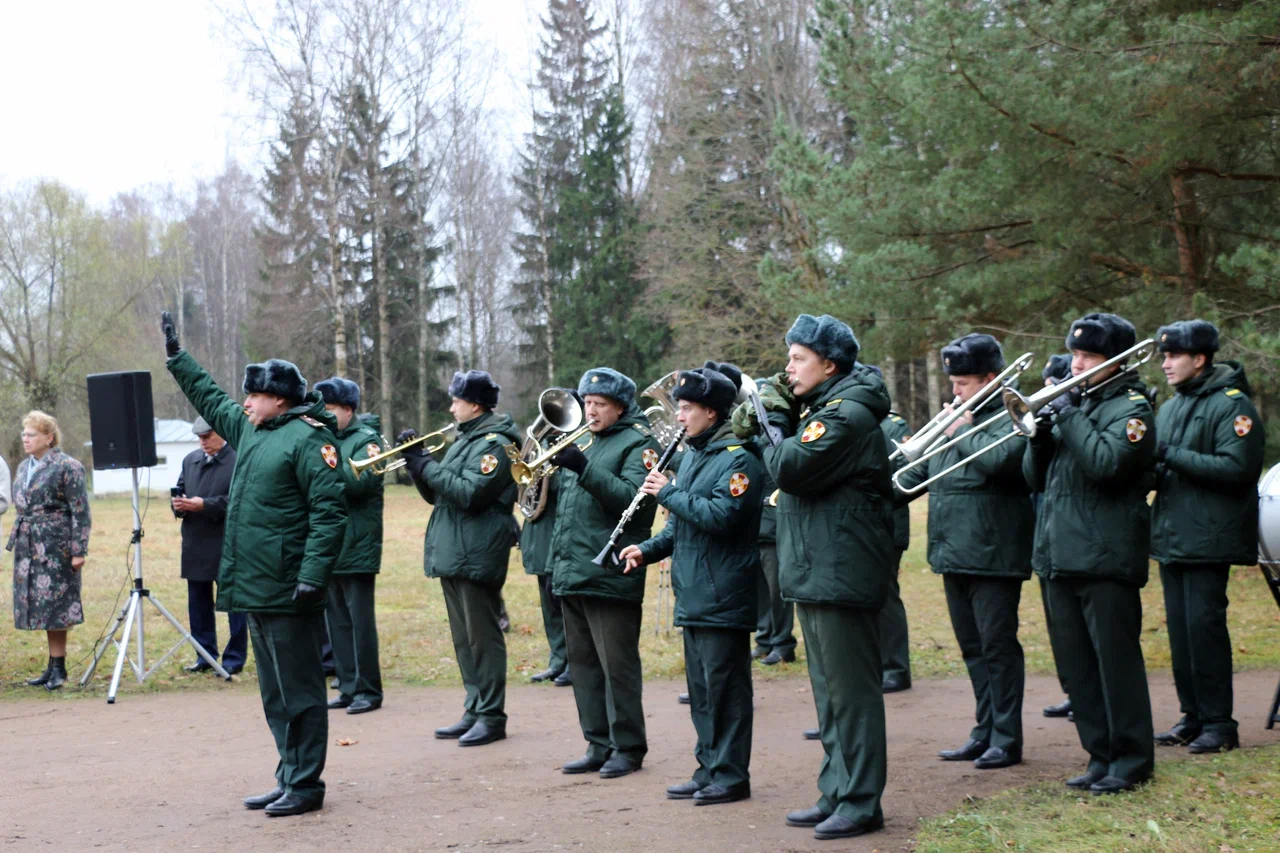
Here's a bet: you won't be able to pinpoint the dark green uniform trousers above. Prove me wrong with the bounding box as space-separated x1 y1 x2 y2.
440 577 507 727
537 574 567 672
684 627 753 788
1160 563 1236 736
754 544 796 655
247 611 328 800
1045 577 1154 782
943 574 1025 751
1038 575 1069 694
326 574 382 703
797 603 886 826
879 550 910 682
562 595 647 764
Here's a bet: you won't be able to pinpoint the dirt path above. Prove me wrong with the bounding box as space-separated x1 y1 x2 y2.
2 671 1277 852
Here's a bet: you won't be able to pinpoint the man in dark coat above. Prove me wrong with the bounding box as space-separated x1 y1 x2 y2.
1024 313 1156 795
1150 320 1264 754
173 417 244 675
895 335 1034 770
1037 353 1074 721
622 365 764 806
400 370 522 747
162 313 347 817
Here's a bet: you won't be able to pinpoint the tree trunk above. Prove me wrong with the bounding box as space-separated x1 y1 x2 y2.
882 354 897 412
418 273 429 429
1170 171 1202 295
925 345 942 415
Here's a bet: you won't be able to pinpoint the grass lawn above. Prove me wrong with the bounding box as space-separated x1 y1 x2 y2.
2 485 1278 697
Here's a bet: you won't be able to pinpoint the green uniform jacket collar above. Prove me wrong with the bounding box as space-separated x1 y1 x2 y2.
800 370 891 423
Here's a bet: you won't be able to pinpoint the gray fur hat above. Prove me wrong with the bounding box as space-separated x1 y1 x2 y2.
673 368 738 419
1157 319 1219 356
1066 313 1137 359
941 333 1005 377
448 370 500 409
578 367 637 408
243 359 307 404
785 314 860 374
314 376 360 409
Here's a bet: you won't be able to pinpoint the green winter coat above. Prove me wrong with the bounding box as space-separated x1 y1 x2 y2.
549 404 662 602
756 456 778 545
881 412 912 552
332 413 386 575
638 421 765 631
1150 361 1264 566
416 411 522 587
1023 377 1157 586
167 351 348 614
520 471 560 576
895 399 1033 578
766 370 895 609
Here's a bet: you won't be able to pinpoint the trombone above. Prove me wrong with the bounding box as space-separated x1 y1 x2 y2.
888 396 960 463
350 425 456 477
1003 339 1156 438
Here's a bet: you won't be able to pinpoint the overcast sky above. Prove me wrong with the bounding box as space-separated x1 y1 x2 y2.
0 0 538 204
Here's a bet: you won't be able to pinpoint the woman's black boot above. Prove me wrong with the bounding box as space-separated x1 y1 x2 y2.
26 657 53 687
44 657 67 691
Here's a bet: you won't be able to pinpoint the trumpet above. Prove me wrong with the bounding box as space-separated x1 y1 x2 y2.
1003 339 1156 438
507 419 597 487
350 425 456 477
891 353 1036 495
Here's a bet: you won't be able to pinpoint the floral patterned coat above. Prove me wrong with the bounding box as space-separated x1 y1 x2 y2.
9 448 91 630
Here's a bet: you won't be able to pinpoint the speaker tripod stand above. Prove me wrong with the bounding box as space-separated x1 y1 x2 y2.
80 468 229 702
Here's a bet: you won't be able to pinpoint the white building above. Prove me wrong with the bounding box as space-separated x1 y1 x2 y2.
87 419 200 497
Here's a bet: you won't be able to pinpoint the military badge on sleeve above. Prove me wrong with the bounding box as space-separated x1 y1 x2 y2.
480 454 498 474
366 443 381 459
800 421 827 443
1234 415 1253 437
642 448 659 470
728 472 750 497
321 444 339 468
1125 418 1147 443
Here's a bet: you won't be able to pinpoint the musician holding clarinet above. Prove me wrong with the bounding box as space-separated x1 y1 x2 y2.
619 365 764 807
545 367 661 780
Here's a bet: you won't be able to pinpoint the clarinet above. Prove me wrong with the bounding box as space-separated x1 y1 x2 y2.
591 428 687 567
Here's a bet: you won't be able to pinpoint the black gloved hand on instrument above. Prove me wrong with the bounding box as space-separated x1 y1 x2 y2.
1045 384 1082 420
395 428 428 460
161 311 182 358
552 445 587 475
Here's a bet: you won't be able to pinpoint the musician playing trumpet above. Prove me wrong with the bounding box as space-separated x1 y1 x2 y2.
893 334 1034 771
619 366 764 807
399 370 522 748
546 367 661 781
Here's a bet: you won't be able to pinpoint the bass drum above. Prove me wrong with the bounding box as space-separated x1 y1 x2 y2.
1261 465 1280 568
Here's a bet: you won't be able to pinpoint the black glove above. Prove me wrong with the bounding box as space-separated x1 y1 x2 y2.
291 581 324 603
1155 440 1169 461
1046 385 1082 419
395 428 426 460
161 311 181 358
552 445 587 475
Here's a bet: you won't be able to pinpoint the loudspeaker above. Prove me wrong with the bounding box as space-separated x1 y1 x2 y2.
87 371 158 470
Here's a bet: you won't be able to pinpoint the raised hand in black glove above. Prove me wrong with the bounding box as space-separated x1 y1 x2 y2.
292 581 324 603
552 445 587 475
395 428 427 460
1045 384 1082 419
161 311 181 358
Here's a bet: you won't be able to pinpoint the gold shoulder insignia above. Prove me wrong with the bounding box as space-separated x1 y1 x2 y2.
484 432 499 441
632 423 652 436
1225 388 1242 397
798 407 811 420
726 444 742 453
300 415 326 428
825 398 844 407
1128 395 1146 402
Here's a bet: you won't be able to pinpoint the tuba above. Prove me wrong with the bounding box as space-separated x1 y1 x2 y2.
506 388 586 520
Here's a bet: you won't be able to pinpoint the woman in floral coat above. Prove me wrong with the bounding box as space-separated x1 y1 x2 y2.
10 411 91 691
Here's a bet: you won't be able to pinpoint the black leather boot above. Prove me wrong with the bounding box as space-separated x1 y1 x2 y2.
44 657 67 691
26 657 53 687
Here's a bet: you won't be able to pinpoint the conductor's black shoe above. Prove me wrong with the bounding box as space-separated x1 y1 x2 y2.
974 746 1021 770
881 673 911 693
762 649 796 666
346 698 381 715
1090 775 1144 796
677 692 690 705
43 659 67 691
184 660 214 674
530 667 562 683
554 668 573 687
1043 698 1072 718
785 806 830 828
599 755 641 779
264 792 324 816
694 782 750 806
938 738 988 761
803 728 821 741
751 646 768 660
458 721 506 747
1188 730 1239 754
666 780 704 799
813 814 883 840
243 786 286 810
1154 722 1202 746
1065 769 1105 789
25 658 52 686
327 695 353 710
434 719 473 739
562 755 606 775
